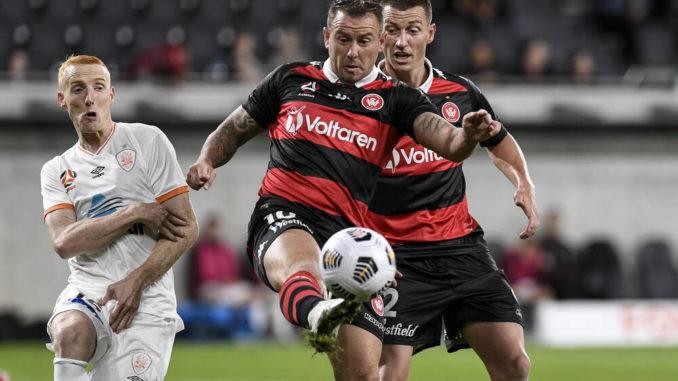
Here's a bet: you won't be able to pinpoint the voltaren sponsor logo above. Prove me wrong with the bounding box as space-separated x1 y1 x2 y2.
384 147 444 172
284 108 378 151
384 323 419 337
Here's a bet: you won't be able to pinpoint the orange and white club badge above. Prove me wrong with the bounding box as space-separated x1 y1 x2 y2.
132 352 152 375
116 149 136 172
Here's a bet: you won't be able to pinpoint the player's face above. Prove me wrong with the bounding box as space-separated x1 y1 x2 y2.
58 64 115 134
382 5 435 73
324 11 383 84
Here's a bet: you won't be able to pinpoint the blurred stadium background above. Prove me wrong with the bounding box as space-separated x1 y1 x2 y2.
1 0 678 380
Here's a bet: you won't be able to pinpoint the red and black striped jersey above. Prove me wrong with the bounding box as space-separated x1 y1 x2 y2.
242 60 437 228
366 60 508 256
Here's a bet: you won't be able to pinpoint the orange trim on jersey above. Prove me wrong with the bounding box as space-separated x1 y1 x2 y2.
77 123 117 156
156 185 189 203
43 203 75 219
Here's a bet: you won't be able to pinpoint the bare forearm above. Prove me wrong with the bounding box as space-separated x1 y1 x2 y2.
133 221 198 288
198 106 261 168
413 113 477 162
488 134 533 189
54 207 137 258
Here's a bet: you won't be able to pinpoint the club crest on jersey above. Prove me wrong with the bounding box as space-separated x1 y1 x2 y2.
132 352 152 375
285 106 306 134
361 94 384 111
116 149 136 171
441 102 460 123
371 295 385 317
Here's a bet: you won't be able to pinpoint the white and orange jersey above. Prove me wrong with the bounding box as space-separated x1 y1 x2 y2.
40 122 188 323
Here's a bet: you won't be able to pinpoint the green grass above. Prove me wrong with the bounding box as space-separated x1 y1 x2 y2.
1 341 678 380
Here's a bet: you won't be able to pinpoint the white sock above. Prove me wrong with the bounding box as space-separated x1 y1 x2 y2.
54 358 90 381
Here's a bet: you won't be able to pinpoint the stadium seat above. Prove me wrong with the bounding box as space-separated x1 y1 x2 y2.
177 302 256 341
635 239 678 298
576 239 624 299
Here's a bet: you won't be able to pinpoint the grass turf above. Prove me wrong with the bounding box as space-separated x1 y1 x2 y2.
1 341 677 380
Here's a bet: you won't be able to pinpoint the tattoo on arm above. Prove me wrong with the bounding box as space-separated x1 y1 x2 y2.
413 112 453 150
202 106 262 168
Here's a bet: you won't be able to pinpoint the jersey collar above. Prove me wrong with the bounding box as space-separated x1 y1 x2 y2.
377 58 434 93
322 59 382 88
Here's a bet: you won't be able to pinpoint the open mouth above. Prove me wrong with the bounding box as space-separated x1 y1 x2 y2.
393 51 412 63
85 111 97 118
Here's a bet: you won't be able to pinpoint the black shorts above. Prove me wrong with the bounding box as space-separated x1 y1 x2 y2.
382 250 522 354
246 196 385 339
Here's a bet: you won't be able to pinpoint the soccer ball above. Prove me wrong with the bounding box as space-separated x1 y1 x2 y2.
320 227 396 301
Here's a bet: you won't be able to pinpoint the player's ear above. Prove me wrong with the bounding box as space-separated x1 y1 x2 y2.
110 86 116 103
57 91 67 109
428 23 436 45
323 27 330 49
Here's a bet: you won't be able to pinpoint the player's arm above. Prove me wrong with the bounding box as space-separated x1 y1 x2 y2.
487 134 540 239
45 203 180 259
100 193 198 332
186 106 262 190
412 109 501 163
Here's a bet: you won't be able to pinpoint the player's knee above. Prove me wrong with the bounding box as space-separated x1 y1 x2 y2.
347 368 380 381
51 313 96 358
512 352 531 379
495 352 530 381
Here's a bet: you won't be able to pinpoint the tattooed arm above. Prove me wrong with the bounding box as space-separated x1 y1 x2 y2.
412 109 501 163
186 106 262 190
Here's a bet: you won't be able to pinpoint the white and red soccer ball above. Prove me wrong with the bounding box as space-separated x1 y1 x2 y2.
320 227 396 301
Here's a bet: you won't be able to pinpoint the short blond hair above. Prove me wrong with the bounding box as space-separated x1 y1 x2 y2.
57 54 110 90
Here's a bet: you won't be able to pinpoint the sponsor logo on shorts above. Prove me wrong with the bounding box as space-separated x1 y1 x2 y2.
363 312 385 331
384 323 420 337
361 94 384 111
267 218 311 234
257 240 269 261
132 352 152 375
371 295 384 317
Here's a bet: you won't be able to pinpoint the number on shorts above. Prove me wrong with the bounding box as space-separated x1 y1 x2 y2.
263 211 297 224
382 287 399 318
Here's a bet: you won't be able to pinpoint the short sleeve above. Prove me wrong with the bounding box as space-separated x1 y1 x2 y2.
467 80 508 147
146 132 189 203
389 84 438 140
41 158 74 219
241 63 290 129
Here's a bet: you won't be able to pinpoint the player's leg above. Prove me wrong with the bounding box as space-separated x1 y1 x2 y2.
331 324 383 381
378 345 413 381
378 257 451 381
50 310 96 381
463 322 530 381
90 312 177 381
248 199 359 349
443 252 529 381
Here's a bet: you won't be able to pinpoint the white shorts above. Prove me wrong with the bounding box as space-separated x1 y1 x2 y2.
47 285 179 380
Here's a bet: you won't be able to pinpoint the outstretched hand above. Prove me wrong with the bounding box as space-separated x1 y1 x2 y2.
186 159 216 191
515 185 539 239
461 109 501 142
